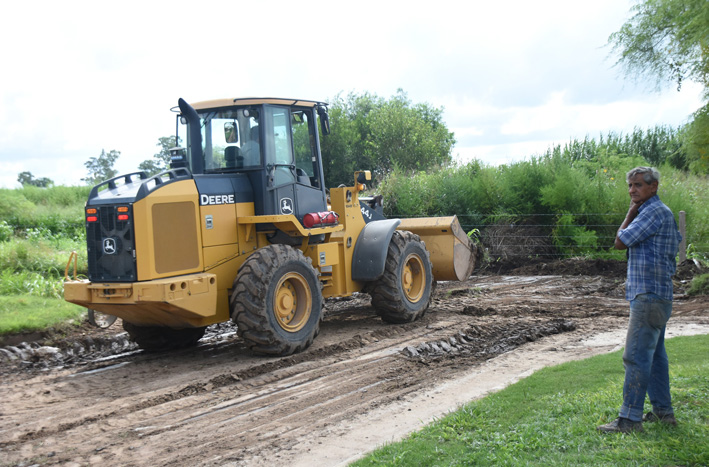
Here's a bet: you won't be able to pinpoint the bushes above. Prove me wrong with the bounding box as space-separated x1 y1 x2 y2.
687 273 709 296
0 186 88 300
377 131 708 260
0 186 86 238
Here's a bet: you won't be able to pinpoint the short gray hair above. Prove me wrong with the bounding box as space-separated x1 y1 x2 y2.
626 166 660 184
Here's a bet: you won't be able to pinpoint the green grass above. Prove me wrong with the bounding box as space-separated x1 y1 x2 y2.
353 335 709 466
0 235 87 277
0 295 86 335
687 273 709 296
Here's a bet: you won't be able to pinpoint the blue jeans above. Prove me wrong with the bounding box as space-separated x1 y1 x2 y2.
619 293 674 422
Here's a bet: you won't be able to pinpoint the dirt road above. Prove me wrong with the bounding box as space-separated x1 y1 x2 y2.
1 269 707 466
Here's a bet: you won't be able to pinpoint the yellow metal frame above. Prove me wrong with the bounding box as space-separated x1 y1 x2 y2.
64 272 220 327
238 214 343 238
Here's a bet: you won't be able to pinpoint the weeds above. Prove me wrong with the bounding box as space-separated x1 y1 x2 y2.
687 273 709 296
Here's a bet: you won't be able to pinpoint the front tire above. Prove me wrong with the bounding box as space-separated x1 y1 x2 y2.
370 230 433 324
122 322 206 351
230 245 322 356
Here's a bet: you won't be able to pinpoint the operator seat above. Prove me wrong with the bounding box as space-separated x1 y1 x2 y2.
225 146 243 168
241 126 260 166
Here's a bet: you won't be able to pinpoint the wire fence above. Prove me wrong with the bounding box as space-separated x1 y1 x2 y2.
391 212 707 261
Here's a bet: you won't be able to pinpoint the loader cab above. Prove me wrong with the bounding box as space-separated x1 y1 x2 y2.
175 98 329 223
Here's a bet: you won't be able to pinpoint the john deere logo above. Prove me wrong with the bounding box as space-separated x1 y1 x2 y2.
103 238 117 255
280 198 293 215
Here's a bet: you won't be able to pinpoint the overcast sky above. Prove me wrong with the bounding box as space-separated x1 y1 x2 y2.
0 0 704 188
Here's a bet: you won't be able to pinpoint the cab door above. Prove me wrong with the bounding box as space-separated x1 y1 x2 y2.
262 105 327 221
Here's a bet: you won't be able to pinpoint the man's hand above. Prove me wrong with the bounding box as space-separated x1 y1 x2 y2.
626 199 642 219
615 200 642 250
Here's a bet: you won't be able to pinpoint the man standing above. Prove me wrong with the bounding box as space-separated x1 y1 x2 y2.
597 166 682 434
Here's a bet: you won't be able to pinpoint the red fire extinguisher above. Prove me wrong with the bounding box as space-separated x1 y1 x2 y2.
303 211 339 228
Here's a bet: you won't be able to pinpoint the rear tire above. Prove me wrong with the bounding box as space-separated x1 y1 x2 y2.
122 322 206 351
370 230 433 324
230 245 322 356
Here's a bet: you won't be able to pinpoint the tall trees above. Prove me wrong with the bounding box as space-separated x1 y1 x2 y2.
608 0 708 93
320 90 455 187
17 171 53 188
608 0 709 173
139 136 178 176
83 149 120 185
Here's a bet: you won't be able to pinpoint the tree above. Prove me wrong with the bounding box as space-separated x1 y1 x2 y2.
684 104 709 173
369 90 455 176
17 171 53 188
319 90 455 187
83 149 120 185
319 92 378 188
139 136 178 176
608 0 709 174
608 0 709 94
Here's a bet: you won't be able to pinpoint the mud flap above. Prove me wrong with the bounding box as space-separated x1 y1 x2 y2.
351 219 401 281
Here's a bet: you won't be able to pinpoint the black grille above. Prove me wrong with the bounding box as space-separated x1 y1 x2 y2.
87 205 137 282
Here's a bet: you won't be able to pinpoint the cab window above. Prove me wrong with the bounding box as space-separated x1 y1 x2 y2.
291 109 320 188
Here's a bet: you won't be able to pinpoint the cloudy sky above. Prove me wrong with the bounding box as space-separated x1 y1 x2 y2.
0 0 703 188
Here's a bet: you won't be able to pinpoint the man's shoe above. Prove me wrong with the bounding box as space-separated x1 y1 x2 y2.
597 417 644 433
643 411 677 426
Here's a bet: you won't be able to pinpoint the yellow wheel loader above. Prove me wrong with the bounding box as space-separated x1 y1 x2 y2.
64 97 478 355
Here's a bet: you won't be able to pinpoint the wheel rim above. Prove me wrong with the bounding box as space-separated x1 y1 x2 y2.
402 253 425 303
273 272 312 332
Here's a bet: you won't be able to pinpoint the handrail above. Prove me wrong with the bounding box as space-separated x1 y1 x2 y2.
64 251 78 281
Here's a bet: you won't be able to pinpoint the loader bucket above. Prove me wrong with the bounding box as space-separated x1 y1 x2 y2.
398 216 478 282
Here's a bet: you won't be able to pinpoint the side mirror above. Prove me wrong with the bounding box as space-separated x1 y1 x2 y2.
224 121 238 144
317 105 330 135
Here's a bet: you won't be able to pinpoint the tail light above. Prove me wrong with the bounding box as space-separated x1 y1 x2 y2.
86 208 98 223
117 206 129 221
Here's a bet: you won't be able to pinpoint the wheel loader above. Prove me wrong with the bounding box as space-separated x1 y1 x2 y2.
64 97 478 355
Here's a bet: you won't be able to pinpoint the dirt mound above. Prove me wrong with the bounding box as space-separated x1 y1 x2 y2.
675 259 707 282
483 257 627 277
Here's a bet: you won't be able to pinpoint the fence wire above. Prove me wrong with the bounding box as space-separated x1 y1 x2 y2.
390 212 706 260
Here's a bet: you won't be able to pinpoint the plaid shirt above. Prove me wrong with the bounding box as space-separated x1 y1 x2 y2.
618 195 681 301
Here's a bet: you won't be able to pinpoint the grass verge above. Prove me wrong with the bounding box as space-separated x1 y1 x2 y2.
0 296 86 335
353 334 709 466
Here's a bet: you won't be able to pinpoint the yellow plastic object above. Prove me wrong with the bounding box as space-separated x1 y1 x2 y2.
397 216 477 281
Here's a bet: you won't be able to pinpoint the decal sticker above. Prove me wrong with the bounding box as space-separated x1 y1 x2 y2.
361 205 373 221
280 197 294 215
200 194 236 206
103 238 117 255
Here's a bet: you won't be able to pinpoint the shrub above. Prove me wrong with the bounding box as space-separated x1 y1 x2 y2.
552 214 599 257
687 273 709 296
0 221 12 242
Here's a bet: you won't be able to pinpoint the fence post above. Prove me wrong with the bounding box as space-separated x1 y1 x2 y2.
679 211 686 263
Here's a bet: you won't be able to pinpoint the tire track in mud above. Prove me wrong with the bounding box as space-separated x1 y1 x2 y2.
1 308 574 465
2 275 704 466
